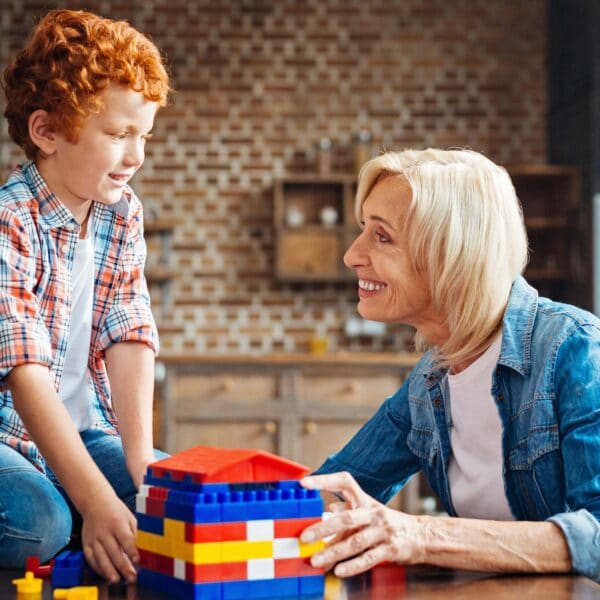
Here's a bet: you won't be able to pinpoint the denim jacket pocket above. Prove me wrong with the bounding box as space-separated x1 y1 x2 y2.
508 425 559 470
508 425 561 519
407 427 437 466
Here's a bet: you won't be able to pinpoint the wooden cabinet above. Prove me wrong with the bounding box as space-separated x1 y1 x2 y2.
157 352 420 510
507 165 581 304
273 176 357 281
273 167 582 303
144 218 179 320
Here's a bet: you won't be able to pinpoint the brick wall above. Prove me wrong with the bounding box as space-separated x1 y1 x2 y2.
0 0 547 354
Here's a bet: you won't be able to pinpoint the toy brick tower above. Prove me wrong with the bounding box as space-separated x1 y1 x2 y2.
136 446 325 599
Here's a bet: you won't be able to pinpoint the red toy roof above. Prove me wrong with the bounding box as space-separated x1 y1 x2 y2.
149 445 310 483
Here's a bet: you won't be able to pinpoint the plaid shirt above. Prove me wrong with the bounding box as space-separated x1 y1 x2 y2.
0 161 159 471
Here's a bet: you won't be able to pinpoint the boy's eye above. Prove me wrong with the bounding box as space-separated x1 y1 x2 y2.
110 132 127 139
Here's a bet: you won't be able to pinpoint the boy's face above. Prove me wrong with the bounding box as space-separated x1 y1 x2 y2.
43 84 158 212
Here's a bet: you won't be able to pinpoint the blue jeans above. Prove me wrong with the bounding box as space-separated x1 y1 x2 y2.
0 429 167 567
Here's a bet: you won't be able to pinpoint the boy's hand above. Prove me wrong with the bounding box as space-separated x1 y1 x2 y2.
80 491 139 584
126 454 155 490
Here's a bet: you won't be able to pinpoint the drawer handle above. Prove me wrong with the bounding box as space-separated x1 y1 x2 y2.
263 421 277 434
219 378 234 392
344 381 359 394
304 421 318 435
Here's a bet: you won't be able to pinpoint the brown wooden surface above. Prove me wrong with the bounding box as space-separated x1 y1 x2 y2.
1 565 598 599
158 351 421 367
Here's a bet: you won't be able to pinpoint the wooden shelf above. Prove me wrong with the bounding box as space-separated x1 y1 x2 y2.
272 167 582 303
144 218 180 234
146 268 178 283
273 177 356 281
144 217 177 319
524 216 571 229
524 269 568 281
158 351 421 368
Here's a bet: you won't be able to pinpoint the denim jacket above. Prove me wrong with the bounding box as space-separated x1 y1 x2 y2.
316 277 600 581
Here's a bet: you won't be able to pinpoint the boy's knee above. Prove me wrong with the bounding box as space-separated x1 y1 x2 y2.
0 473 72 567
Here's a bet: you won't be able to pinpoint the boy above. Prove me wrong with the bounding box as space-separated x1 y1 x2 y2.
0 10 170 582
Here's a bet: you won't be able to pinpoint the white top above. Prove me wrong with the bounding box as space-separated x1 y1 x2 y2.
58 215 95 431
447 334 515 520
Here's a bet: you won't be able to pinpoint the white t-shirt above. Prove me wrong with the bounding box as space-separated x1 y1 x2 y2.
447 334 515 520
58 215 95 431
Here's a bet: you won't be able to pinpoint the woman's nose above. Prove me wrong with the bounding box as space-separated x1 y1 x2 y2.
343 232 368 269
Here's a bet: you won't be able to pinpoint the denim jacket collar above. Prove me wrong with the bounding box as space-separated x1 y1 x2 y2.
418 276 538 387
498 276 538 377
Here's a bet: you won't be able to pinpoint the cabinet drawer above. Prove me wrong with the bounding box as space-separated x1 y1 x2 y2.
172 373 279 404
297 374 402 407
173 421 278 454
297 419 403 510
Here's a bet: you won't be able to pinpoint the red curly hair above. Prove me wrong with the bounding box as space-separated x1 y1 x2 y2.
3 9 171 160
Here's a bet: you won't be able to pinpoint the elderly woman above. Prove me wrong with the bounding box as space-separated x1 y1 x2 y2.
300 149 600 582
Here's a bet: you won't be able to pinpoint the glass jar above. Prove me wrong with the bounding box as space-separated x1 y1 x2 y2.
353 130 372 174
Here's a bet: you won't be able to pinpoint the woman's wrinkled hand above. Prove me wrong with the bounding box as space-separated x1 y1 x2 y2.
300 472 427 577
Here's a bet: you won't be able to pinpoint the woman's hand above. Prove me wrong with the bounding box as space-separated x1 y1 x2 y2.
300 472 427 577
80 491 139 584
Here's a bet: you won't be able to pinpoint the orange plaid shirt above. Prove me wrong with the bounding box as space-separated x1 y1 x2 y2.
0 161 159 471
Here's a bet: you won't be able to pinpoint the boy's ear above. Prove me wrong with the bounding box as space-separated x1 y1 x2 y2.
28 110 58 156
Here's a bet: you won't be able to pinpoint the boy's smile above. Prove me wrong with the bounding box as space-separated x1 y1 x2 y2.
36 83 158 224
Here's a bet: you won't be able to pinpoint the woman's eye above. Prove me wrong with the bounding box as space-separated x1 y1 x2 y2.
375 231 390 243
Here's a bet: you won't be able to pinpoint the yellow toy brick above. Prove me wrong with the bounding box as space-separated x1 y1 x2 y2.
222 540 273 562
12 571 42 594
53 587 99 600
299 539 326 558
163 517 185 541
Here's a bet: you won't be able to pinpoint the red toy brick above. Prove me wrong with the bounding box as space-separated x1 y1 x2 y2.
275 557 324 578
274 517 320 538
186 521 246 543
25 556 54 577
149 446 309 484
145 496 166 518
186 561 246 582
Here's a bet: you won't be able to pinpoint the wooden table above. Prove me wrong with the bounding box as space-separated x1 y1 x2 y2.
2 564 598 599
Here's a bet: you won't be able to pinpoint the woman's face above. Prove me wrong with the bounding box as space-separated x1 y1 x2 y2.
344 175 436 329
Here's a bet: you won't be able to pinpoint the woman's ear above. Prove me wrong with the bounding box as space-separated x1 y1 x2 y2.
28 109 57 157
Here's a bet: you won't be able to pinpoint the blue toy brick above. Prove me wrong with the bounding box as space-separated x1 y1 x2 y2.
138 568 222 600
278 480 302 491
219 489 299 522
266 488 299 519
299 574 325 597
165 490 222 523
144 472 304 495
244 490 279 520
220 490 249 522
296 489 324 518
253 577 299 599
221 578 249 600
52 550 85 588
221 577 300 600
136 512 164 535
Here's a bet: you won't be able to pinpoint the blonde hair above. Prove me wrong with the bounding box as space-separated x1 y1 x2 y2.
356 148 528 367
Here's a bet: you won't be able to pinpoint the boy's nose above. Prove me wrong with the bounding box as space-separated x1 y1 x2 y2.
124 139 144 167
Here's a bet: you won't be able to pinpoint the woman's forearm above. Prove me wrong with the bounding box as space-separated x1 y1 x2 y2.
420 515 571 573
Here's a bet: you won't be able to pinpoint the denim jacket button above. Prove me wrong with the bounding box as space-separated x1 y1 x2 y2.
497 394 504 402
434 398 442 407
